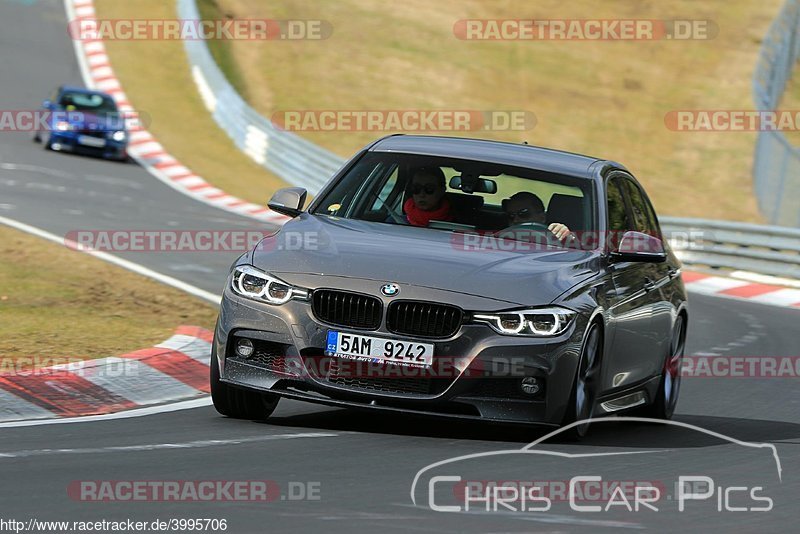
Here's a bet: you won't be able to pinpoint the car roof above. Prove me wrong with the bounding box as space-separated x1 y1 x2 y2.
58 86 113 98
369 135 621 179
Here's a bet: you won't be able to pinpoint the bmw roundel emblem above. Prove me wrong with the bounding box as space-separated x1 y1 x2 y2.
380 283 400 297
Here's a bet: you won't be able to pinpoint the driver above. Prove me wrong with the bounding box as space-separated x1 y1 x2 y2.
502 192 572 242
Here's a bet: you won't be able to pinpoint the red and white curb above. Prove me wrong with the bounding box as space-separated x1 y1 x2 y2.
64 0 288 225
682 271 800 308
0 326 213 423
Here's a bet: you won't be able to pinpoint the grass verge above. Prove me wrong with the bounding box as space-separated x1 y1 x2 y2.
93 0 288 205
0 225 218 361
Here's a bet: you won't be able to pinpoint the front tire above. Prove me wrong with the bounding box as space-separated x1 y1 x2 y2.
210 344 279 420
640 314 686 419
561 322 603 439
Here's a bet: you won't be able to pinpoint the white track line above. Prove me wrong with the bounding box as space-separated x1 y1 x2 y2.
0 398 212 428
0 215 220 304
0 433 339 458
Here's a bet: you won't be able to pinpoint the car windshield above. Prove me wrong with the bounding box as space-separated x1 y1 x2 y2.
311 152 596 248
58 91 118 116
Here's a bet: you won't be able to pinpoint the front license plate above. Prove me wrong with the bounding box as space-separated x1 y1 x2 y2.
325 330 434 367
78 135 106 147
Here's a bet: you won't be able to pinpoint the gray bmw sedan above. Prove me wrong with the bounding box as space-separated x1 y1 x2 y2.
211 135 688 438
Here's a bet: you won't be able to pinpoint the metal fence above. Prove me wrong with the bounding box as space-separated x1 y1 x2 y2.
661 217 800 279
177 0 345 194
752 0 800 227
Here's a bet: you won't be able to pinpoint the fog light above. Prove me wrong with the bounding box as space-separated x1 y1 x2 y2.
235 338 254 358
520 377 541 395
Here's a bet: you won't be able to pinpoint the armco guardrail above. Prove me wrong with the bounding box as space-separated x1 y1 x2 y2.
752 0 800 227
177 0 345 194
661 217 800 279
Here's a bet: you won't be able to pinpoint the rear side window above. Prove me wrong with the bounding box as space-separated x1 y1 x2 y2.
606 177 632 232
622 179 659 236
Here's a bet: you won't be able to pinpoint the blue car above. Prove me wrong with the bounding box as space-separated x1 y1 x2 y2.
33 86 129 161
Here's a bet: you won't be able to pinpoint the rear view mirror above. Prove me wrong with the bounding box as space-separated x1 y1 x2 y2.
449 175 497 194
268 187 307 217
611 231 666 263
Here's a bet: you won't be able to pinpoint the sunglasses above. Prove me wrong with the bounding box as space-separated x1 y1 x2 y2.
506 207 533 219
411 183 439 195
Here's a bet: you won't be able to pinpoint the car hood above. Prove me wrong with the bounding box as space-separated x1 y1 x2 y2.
251 214 601 306
55 110 120 131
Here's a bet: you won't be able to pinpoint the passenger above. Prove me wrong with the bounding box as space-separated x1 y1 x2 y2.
403 167 454 227
502 191 572 242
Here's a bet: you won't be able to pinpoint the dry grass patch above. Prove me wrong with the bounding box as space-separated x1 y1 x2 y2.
0 225 218 361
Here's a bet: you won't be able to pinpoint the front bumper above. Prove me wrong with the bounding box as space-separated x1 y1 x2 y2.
215 282 589 425
48 131 128 160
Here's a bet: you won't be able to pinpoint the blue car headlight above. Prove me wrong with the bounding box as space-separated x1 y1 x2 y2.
231 265 309 305
54 121 74 131
111 130 127 142
473 307 576 336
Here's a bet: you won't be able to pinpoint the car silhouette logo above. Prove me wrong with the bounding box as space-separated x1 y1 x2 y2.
380 283 400 297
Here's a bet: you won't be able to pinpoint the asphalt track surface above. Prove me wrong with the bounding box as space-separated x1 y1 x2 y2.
1 1 799 532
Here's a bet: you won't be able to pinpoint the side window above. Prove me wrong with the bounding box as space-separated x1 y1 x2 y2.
369 165 399 211
606 176 633 252
606 177 632 232
623 180 658 235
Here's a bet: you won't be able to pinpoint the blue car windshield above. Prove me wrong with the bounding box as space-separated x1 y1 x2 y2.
311 152 597 247
58 92 118 116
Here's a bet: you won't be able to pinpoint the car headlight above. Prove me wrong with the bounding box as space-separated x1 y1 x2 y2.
111 130 126 142
473 307 576 336
55 121 74 131
230 265 309 305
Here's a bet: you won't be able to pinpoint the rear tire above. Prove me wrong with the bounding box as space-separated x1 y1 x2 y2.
210 341 279 420
639 314 686 420
560 322 603 439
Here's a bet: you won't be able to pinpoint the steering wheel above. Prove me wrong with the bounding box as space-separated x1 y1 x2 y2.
495 222 560 245
502 221 551 233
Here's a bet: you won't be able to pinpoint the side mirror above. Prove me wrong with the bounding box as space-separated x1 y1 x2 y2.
610 231 667 263
42 100 53 109
268 187 307 217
